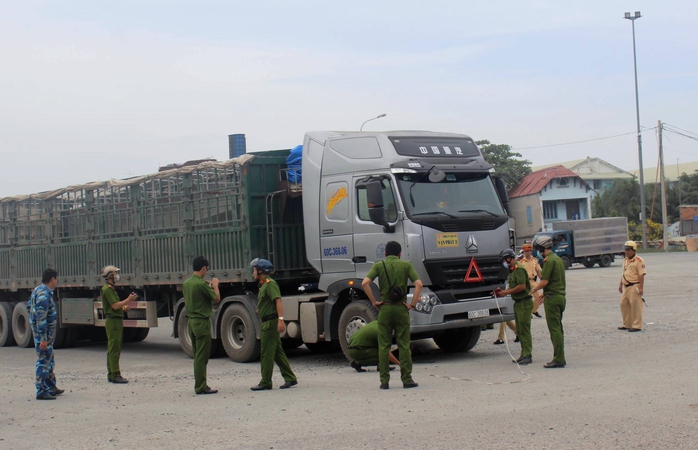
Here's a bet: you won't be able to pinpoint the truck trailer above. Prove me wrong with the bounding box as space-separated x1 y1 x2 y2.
0 131 516 361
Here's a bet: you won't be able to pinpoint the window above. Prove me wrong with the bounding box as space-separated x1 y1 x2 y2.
558 178 568 188
526 206 533 224
357 178 397 222
543 201 558 220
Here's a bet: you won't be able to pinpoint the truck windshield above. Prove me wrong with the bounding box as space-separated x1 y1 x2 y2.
396 173 505 218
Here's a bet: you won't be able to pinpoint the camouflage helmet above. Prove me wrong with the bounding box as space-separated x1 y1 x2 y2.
532 235 554 251
101 265 120 279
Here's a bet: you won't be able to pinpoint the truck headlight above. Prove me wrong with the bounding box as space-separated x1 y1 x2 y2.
413 294 441 314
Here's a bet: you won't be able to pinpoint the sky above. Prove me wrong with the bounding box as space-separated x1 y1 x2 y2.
1 0 697 197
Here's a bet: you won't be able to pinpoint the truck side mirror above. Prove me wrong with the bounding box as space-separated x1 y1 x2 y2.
494 177 510 217
366 180 395 233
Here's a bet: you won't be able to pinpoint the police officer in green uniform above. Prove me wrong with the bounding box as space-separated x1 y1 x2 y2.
249 258 298 391
183 256 220 394
530 235 567 368
494 249 533 365
347 321 400 372
362 241 423 390
101 265 137 384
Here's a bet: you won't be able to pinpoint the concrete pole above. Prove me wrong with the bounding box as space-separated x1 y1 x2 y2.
658 120 669 252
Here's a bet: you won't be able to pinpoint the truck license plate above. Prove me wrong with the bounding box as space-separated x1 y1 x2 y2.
468 309 490 319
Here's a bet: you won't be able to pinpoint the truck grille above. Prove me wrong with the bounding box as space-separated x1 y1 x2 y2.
424 257 507 303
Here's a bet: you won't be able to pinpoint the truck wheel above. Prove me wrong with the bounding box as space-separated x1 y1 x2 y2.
122 327 138 343
599 254 613 268
177 309 194 358
133 328 150 342
561 256 571 270
12 302 33 348
583 262 595 268
0 302 16 347
220 303 261 363
338 299 378 360
52 326 68 349
433 326 481 353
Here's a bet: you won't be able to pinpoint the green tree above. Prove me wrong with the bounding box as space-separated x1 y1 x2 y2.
476 140 532 191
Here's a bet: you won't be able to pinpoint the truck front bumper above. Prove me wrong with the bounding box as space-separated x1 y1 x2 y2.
407 288 515 335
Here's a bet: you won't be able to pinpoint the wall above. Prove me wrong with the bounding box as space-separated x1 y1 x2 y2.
510 194 543 245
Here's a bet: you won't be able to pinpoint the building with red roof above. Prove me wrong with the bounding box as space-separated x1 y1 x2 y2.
509 165 593 244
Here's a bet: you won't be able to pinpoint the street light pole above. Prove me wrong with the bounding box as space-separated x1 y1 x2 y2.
360 113 387 131
624 11 647 249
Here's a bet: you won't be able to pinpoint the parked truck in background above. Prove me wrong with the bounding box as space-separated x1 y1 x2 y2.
532 217 629 270
0 131 516 361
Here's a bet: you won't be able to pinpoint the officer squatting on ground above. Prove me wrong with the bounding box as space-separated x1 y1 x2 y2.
347 320 401 372
249 258 298 391
362 241 423 390
27 269 64 400
101 265 138 384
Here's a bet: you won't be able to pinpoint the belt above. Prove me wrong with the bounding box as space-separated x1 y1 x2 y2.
261 313 279 322
624 282 638 287
105 316 123 320
514 295 533 302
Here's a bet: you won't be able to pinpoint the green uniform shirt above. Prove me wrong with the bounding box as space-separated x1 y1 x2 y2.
348 321 379 349
102 284 123 318
365 255 420 303
508 263 531 300
540 252 566 296
183 274 217 319
257 277 282 321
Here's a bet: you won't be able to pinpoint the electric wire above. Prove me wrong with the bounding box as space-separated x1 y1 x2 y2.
663 123 698 138
431 292 531 385
514 128 656 150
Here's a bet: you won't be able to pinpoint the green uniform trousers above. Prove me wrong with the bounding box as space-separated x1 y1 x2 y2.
544 294 566 363
258 320 296 388
188 317 212 393
514 299 533 358
377 304 412 384
347 347 379 366
105 317 124 380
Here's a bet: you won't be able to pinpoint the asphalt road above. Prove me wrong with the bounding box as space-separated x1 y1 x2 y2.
1 252 697 449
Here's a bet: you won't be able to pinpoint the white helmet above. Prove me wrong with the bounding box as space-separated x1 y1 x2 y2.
532 235 554 251
101 265 120 279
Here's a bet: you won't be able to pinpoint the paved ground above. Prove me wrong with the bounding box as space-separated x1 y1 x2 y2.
1 252 697 449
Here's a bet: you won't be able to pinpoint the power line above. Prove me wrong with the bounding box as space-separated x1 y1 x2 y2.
663 123 698 138
514 128 655 150
663 127 698 143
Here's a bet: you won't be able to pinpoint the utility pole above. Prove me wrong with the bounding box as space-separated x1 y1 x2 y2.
677 158 682 206
658 120 669 252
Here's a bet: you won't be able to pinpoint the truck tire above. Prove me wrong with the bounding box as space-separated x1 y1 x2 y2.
433 326 481 353
122 327 138 343
561 256 571 270
133 328 150 342
0 302 16 347
220 303 261 363
599 254 613 268
177 309 194 358
12 302 33 348
583 262 595 268
177 308 221 359
52 325 68 349
338 299 378 360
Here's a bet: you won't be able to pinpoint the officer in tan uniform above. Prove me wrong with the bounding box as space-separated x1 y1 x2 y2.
519 244 543 318
618 240 646 332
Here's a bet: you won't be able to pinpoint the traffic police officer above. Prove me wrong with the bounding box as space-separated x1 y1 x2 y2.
530 235 567 368
519 243 543 318
250 258 298 391
362 241 423 389
183 256 220 395
101 265 137 383
28 268 63 400
495 249 533 365
347 321 401 372
618 240 646 332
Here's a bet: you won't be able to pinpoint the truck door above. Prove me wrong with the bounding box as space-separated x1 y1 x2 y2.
319 177 355 273
352 175 404 278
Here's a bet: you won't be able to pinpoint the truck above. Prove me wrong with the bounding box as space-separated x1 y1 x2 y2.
0 131 516 361
532 217 629 270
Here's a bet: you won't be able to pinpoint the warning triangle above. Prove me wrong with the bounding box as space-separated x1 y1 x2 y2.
463 258 484 283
